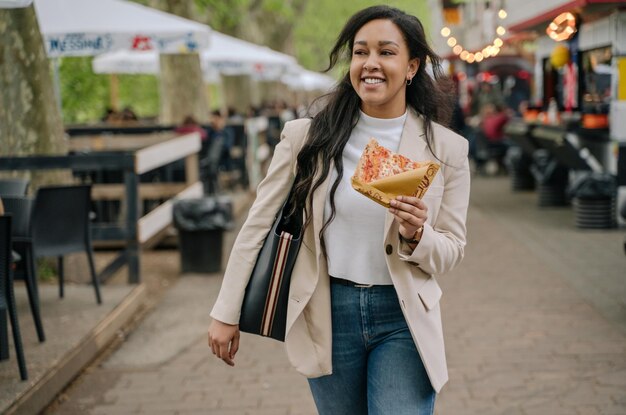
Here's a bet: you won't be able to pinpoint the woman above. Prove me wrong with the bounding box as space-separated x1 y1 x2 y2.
208 5 470 414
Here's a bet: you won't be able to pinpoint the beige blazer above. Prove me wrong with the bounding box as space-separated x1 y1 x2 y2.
211 110 470 393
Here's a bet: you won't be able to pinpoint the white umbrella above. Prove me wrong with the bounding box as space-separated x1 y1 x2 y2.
0 0 33 8
92 31 297 80
92 49 220 83
205 32 297 80
92 49 160 74
282 67 336 92
34 0 211 57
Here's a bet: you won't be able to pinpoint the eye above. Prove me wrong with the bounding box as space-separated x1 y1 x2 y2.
353 49 367 56
380 50 395 56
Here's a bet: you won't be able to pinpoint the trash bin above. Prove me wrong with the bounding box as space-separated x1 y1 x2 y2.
173 196 234 273
569 172 617 229
505 146 535 191
531 149 569 206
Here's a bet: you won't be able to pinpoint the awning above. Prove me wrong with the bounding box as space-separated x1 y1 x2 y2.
508 0 624 32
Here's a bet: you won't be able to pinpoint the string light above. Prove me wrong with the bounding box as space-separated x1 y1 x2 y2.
440 6 508 62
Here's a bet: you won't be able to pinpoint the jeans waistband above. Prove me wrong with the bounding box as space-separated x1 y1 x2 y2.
330 276 385 288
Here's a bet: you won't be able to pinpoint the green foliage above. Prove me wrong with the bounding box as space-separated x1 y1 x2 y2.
36 258 57 282
294 1 431 72
59 57 109 124
118 75 160 118
193 0 250 33
59 57 159 124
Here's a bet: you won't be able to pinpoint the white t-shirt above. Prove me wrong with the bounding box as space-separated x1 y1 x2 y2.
323 110 407 285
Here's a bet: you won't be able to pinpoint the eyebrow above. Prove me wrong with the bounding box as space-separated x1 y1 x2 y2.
354 40 400 47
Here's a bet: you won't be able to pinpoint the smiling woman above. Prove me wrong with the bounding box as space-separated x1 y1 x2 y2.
350 19 419 118
208 6 470 415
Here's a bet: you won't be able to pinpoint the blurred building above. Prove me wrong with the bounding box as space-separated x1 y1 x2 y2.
429 0 626 224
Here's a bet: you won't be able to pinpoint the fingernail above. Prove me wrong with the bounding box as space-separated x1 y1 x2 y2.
390 200 396 206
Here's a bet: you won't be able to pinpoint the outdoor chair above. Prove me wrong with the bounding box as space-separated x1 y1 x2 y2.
0 196 45 343
31 185 102 305
0 178 29 196
0 215 28 380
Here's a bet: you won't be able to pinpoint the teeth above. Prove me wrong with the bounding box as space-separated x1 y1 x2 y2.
364 78 384 84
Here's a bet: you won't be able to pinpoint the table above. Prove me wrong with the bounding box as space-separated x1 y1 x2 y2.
0 132 202 284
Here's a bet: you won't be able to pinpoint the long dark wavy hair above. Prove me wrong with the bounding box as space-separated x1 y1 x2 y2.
290 5 454 257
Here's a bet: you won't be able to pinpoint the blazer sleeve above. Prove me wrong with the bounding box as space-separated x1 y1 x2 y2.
398 139 470 275
210 120 308 324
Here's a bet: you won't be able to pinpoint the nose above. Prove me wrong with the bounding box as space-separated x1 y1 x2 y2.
363 54 380 72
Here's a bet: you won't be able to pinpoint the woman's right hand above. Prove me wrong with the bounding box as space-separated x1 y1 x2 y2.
208 319 240 367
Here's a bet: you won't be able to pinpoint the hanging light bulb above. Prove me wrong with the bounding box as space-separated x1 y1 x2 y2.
467 53 476 64
447 37 457 47
460 50 470 60
441 27 451 37
497 26 506 36
492 46 501 56
498 9 507 19
494 38 504 47
453 45 463 55
475 52 484 62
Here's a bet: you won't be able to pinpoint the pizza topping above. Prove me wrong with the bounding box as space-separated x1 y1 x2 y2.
358 139 422 183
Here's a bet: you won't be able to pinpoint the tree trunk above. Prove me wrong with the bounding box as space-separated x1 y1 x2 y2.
0 5 68 185
149 0 209 124
158 53 209 124
222 75 255 115
0 5 66 157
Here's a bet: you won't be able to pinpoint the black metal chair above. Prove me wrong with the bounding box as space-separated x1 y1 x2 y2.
1 196 45 343
0 178 29 196
31 185 102 305
0 215 28 380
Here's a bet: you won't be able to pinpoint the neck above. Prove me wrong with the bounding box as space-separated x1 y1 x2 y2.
360 102 407 119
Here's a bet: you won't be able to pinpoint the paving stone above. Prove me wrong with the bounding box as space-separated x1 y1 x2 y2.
44 177 626 415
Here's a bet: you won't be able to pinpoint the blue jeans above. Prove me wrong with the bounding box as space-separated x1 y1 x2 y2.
308 281 436 415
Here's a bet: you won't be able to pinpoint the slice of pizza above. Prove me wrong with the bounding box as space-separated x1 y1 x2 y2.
351 138 440 208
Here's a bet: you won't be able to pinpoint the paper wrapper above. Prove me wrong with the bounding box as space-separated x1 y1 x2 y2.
351 143 440 209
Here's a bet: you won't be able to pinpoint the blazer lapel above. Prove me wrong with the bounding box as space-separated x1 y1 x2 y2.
312 161 334 270
383 111 428 240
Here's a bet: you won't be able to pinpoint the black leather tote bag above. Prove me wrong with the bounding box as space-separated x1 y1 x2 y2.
239 191 302 341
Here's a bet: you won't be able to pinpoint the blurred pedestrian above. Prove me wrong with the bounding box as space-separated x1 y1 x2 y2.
470 81 503 116
100 107 120 123
208 5 470 415
175 115 208 142
477 103 510 175
120 106 138 122
208 110 234 172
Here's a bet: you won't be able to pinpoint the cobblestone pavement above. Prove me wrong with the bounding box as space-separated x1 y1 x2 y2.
45 177 626 415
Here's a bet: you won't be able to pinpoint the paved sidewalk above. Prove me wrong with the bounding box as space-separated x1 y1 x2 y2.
45 177 626 415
